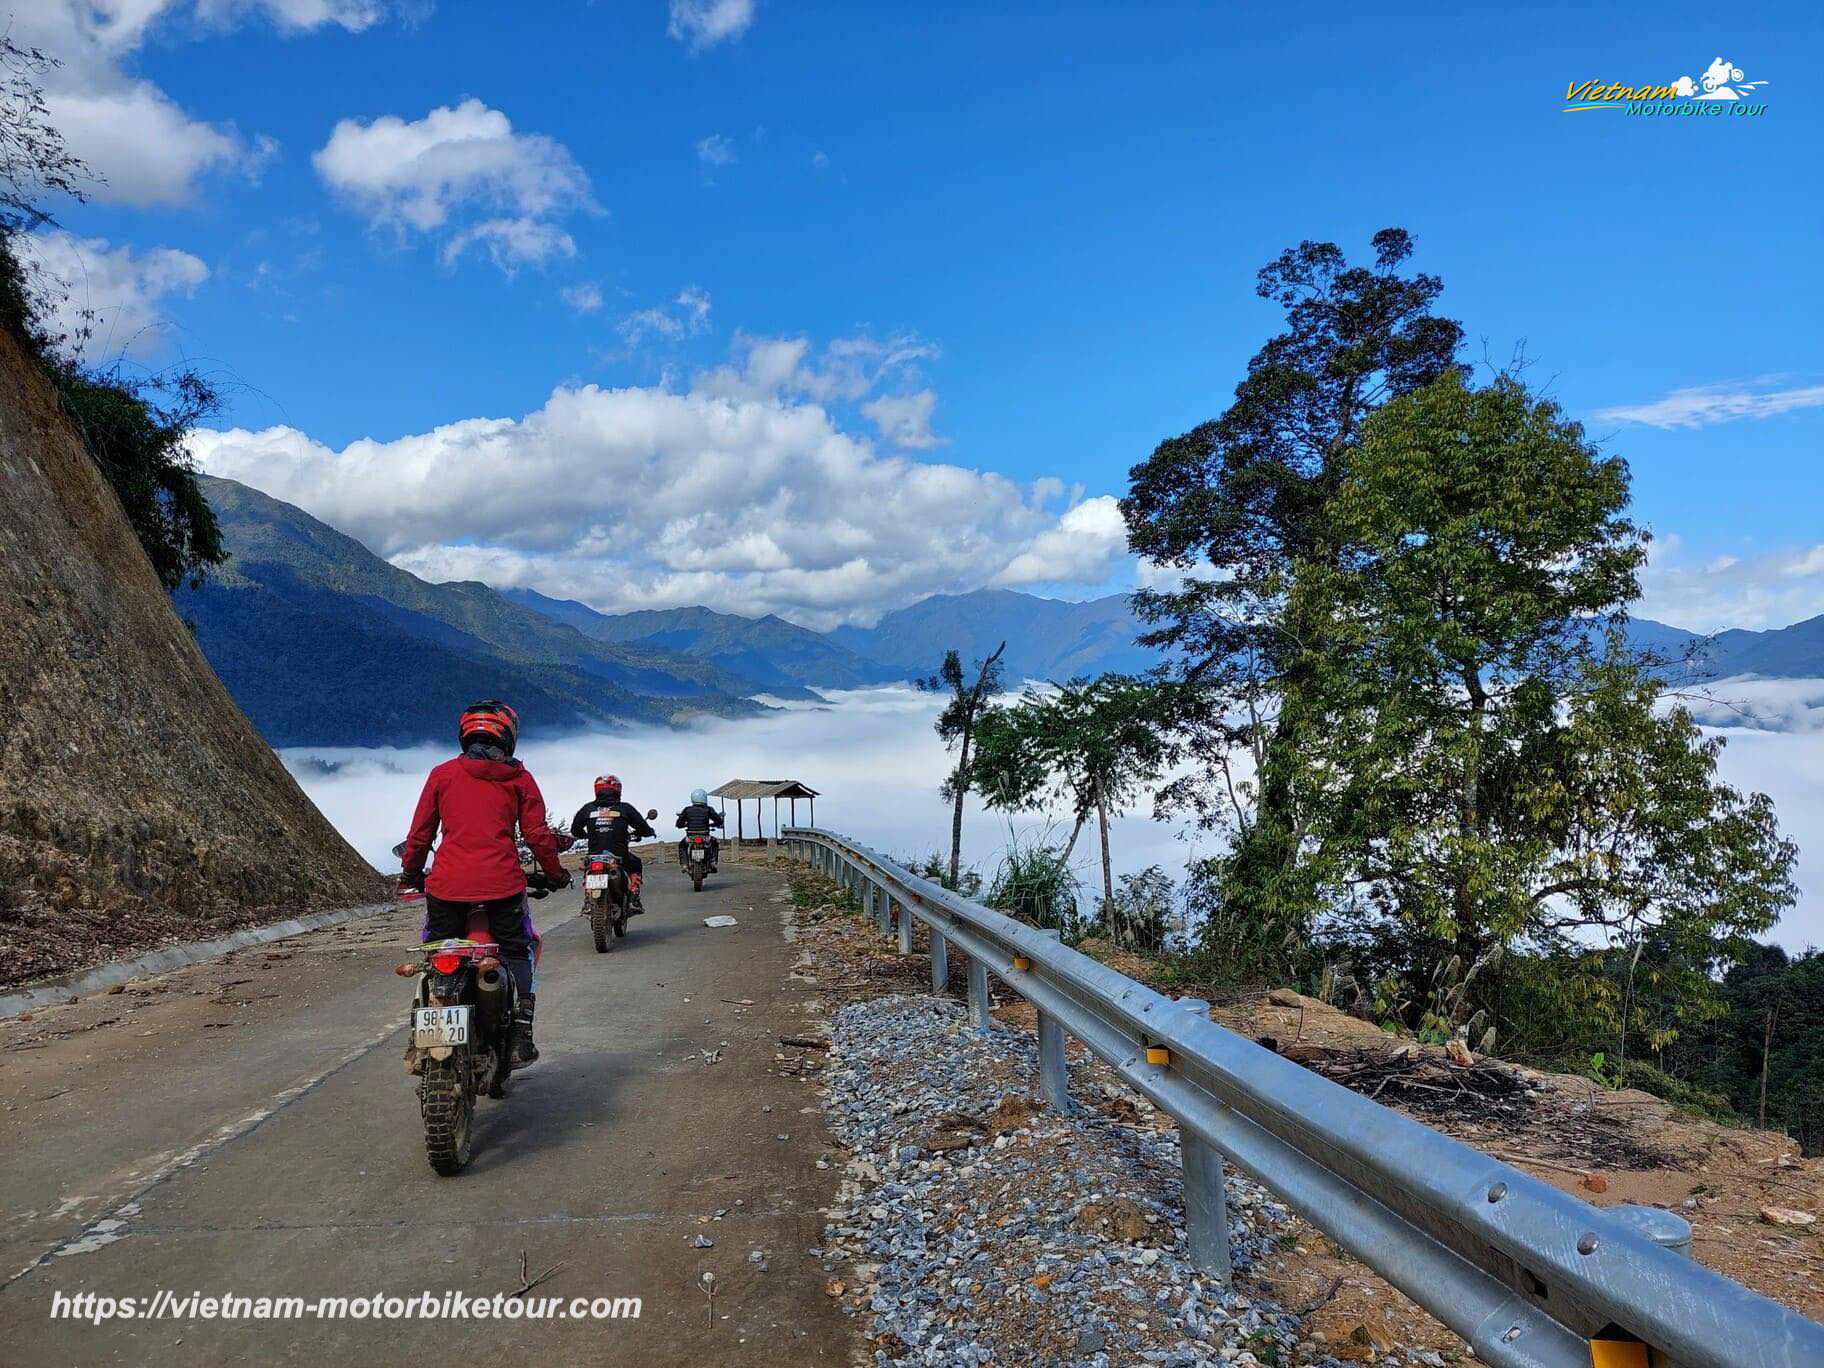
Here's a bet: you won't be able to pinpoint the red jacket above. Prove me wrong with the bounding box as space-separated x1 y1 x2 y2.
401 755 566 901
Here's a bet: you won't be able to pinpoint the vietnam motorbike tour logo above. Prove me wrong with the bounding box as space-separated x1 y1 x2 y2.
1563 56 1768 117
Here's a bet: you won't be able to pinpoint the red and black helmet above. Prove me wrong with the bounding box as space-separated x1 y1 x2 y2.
459 699 519 755
594 773 622 799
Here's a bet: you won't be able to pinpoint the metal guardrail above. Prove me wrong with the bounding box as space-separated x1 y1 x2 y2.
783 826 1824 1368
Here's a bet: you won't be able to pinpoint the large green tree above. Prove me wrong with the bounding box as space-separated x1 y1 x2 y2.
1286 373 1795 1033
1120 229 1463 934
973 674 1174 940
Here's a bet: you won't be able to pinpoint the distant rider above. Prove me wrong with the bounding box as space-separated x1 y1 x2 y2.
570 775 656 913
399 700 569 1067
675 788 724 870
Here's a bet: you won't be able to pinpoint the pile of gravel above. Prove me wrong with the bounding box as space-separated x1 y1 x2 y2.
816 993 1347 1367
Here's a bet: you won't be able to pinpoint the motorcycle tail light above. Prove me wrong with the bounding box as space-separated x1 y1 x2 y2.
430 952 462 974
588 860 607 874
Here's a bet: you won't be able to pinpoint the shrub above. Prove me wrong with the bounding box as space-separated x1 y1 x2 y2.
986 830 1085 940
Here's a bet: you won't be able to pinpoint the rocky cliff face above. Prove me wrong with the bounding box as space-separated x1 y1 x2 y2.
0 327 384 987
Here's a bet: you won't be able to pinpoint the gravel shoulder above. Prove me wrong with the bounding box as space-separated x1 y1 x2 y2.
779 857 1823 1366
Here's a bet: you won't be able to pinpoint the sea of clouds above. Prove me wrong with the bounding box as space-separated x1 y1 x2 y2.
282 683 1824 951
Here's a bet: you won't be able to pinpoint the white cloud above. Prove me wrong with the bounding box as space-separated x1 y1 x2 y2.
188 361 1122 630
811 150 830 171
667 0 757 52
1638 535 1824 632
439 218 576 273
862 389 944 449
695 133 738 167
11 2 394 207
617 286 713 347
693 330 939 405
1594 377 1824 430
995 496 1128 587
20 231 209 360
313 99 596 271
561 283 604 314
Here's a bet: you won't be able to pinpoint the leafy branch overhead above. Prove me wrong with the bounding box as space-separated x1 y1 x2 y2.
0 38 225 593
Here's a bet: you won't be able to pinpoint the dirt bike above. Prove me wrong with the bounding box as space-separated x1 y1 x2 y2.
392 850 558 1175
582 853 630 953
580 809 658 952
681 833 718 891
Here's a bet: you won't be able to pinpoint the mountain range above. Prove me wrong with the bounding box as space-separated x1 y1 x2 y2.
182 476 1824 747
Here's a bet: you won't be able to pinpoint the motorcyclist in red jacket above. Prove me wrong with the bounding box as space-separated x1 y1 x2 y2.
400 700 570 1067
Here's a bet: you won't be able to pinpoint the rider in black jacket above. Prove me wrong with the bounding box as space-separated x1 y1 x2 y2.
675 788 723 870
570 774 656 912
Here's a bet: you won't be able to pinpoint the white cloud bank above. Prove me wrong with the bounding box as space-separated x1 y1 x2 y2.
284 685 1824 952
20 231 209 360
12 1 392 207
667 0 757 52
313 99 597 272
1595 377 1824 430
189 338 1129 629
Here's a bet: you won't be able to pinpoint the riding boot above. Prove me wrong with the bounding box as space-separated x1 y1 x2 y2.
629 872 646 914
512 994 539 1067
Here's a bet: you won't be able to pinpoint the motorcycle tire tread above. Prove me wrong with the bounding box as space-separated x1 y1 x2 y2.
421 1057 473 1175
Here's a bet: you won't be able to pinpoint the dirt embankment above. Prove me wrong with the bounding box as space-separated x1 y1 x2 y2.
0 325 384 988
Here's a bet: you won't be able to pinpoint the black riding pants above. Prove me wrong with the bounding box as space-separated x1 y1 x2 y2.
423 892 538 998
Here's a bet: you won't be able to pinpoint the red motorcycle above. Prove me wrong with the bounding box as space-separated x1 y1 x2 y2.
395 867 556 1175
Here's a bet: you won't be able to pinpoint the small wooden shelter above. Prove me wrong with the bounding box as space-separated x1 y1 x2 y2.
710 779 820 845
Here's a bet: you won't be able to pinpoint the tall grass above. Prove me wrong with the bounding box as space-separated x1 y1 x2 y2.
986 827 1086 941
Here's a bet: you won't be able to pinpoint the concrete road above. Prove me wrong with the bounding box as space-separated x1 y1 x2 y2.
0 850 851 1365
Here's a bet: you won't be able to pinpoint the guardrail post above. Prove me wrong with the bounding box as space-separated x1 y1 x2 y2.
875 882 891 936
966 957 992 1033
896 894 913 953
930 925 948 992
1033 930 1075 1115
1172 998 1231 1284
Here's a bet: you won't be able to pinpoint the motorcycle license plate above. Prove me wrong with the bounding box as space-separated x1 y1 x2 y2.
413 1005 470 1047
691 848 706 862
584 874 609 891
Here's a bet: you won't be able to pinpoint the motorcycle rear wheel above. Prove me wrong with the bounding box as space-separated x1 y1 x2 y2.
591 897 611 953
690 871 704 891
421 1055 474 1175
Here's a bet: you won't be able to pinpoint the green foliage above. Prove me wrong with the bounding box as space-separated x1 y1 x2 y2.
1672 946 1824 1153
0 43 225 594
986 830 1085 939
1094 864 1176 955
973 673 1174 911
1121 228 1465 938
54 364 227 590
900 850 984 899
1176 854 1310 989
918 642 1006 885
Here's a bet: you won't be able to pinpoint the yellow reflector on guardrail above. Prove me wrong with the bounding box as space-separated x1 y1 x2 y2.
1146 1046 1171 1065
1589 1340 1647 1368
1012 955 1031 970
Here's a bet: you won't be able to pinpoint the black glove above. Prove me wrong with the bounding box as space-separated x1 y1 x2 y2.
399 871 425 893
550 868 572 889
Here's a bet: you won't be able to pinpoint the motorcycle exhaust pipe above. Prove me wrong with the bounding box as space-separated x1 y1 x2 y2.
475 963 509 1032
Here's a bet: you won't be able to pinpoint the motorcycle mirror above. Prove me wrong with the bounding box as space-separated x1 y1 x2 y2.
647 808 658 819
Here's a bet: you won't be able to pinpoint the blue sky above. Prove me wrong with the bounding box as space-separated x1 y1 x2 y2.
19 1 1824 631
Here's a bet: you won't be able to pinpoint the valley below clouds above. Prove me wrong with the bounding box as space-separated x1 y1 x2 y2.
283 683 1824 952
